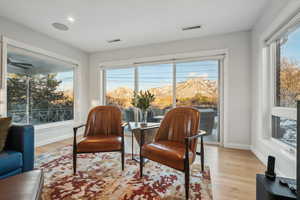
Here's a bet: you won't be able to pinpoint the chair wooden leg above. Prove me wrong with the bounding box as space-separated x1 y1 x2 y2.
73 150 77 174
140 156 144 178
121 150 125 171
73 128 77 175
121 127 125 171
184 159 190 200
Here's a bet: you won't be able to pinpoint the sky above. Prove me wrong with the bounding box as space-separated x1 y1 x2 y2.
106 60 219 91
281 27 300 64
56 71 73 91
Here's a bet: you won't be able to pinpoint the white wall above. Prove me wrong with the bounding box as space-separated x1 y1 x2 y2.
0 16 89 146
90 31 252 149
251 0 298 178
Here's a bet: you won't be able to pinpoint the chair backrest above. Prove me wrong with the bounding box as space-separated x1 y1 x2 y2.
155 106 200 151
84 105 122 137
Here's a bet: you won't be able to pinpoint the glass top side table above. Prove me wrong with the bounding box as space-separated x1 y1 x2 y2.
128 122 160 162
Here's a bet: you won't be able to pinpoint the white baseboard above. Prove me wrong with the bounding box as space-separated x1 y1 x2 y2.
35 130 84 147
223 143 251 150
36 134 73 147
251 146 267 165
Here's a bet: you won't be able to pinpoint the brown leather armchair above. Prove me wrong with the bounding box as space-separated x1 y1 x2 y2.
140 107 203 200
73 106 126 174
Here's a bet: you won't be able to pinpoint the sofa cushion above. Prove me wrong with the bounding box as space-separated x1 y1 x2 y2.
0 151 23 175
0 117 12 152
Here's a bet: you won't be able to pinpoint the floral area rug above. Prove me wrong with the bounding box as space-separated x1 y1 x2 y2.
36 146 212 200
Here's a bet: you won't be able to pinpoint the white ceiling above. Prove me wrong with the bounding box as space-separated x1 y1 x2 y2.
0 0 269 53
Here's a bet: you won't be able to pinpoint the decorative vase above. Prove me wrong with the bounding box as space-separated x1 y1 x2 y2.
140 109 148 126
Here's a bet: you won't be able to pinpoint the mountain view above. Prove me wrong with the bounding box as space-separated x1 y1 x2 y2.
106 77 218 109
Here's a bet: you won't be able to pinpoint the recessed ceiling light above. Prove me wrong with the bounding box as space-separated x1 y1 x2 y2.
52 22 69 31
67 17 75 23
107 39 121 43
182 25 202 31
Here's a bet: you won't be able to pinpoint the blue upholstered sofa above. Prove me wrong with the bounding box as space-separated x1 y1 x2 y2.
0 125 34 179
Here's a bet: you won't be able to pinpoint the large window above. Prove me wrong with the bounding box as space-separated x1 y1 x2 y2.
269 25 300 147
7 45 75 125
104 60 221 143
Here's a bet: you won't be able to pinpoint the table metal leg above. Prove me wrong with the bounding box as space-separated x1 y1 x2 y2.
196 136 205 172
129 130 149 163
131 130 134 160
140 130 144 163
200 136 204 172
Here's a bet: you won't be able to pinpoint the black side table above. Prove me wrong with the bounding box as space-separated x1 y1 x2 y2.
256 174 296 200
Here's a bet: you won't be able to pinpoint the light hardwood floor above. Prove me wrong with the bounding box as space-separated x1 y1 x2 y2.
36 136 265 200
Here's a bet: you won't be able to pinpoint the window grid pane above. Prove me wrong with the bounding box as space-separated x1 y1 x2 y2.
176 61 219 142
105 68 135 121
275 29 300 108
272 116 296 147
138 64 173 119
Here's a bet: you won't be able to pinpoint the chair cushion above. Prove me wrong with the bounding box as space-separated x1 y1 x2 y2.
77 136 122 152
141 141 194 171
0 151 23 175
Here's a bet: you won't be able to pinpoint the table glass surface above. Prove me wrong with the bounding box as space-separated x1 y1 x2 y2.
153 115 164 119
128 122 160 131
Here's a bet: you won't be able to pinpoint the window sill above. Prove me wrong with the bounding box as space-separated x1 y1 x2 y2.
261 137 296 162
270 137 296 154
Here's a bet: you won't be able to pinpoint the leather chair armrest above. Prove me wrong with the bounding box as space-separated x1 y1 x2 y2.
121 122 128 128
121 122 128 135
73 124 85 149
184 130 206 156
121 122 127 152
5 125 34 172
73 124 86 136
184 130 206 141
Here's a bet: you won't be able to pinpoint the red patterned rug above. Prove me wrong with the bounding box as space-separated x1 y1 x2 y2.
36 146 212 200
